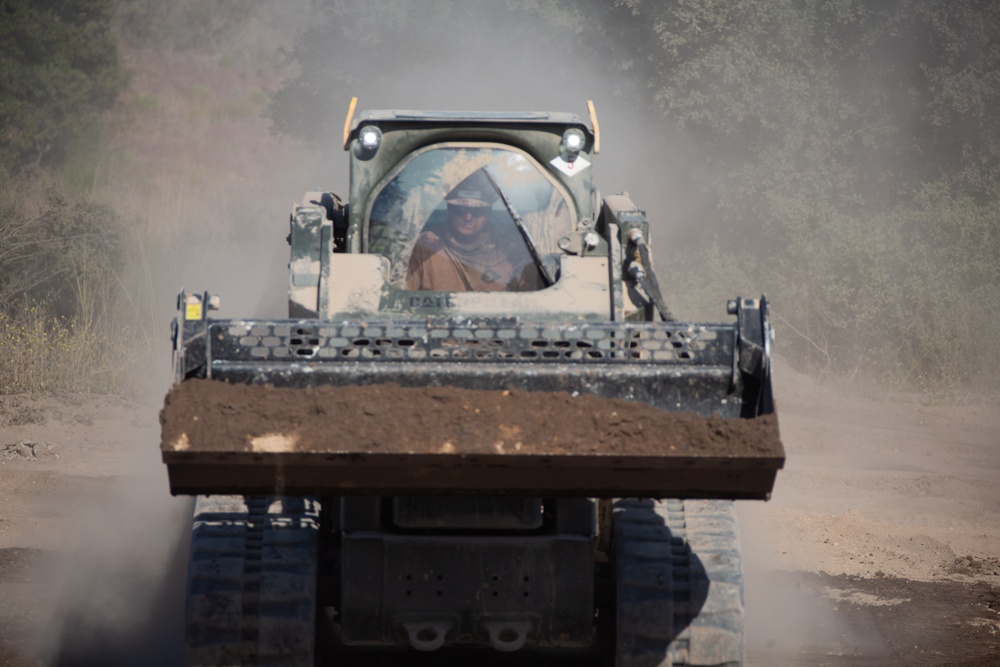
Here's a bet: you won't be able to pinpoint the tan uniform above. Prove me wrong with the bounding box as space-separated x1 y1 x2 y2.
407 230 537 292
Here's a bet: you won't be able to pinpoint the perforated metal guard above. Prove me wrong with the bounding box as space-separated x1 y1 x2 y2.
168 317 783 498
211 320 729 365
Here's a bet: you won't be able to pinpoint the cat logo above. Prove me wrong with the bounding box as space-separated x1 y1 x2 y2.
409 295 455 309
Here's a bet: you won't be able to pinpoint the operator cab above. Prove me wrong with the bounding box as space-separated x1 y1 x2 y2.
367 144 574 292
291 107 612 319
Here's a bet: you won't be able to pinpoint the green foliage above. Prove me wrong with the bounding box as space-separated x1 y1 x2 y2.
266 2 451 140
58 118 111 193
1 0 300 395
0 0 127 170
3 0 995 395
668 185 1000 393
0 167 125 323
577 0 999 246
125 92 164 114
618 0 1000 391
268 0 1000 394
0 167 150 394
115 0 253 52
0 302 146 394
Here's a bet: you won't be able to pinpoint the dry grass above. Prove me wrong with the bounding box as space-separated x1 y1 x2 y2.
1 5 312 397
0 303 150 395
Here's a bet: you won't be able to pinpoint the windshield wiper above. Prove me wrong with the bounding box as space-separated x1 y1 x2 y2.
482 166 556 287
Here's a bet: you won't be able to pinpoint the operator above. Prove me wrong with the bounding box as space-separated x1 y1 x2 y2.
406 170 539 292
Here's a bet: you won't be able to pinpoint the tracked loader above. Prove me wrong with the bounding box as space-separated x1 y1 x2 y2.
161 100 784 666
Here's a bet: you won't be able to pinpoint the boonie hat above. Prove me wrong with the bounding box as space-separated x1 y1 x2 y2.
445 169 498 208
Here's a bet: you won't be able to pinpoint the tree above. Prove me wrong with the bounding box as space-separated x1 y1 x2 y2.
619 0 1000 208
266 0 1000 389
0 0 126 170
0 167 125 320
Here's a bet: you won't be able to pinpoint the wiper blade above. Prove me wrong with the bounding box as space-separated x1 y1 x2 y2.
483 166 555 287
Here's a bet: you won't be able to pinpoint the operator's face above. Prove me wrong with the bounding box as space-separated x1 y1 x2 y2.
448 205 489 238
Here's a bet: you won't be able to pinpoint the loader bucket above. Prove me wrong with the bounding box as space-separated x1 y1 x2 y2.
161 300 783 499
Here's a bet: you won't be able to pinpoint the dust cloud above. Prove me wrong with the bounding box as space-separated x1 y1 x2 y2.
34 472 191 667
261 2 703 260
24 1 821 664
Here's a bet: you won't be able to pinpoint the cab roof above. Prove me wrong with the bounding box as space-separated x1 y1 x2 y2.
348 109 593 140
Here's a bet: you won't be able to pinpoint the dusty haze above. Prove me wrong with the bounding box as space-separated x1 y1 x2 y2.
0 2 996 666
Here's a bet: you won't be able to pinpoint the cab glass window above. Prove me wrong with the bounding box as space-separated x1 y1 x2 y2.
367 145 573 292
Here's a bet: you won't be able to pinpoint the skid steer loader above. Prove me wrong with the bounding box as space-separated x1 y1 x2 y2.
161 100 784 666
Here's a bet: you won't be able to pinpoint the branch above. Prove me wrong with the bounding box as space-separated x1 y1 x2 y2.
770 309 831 365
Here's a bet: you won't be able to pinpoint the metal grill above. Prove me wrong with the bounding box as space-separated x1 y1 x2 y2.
212 320 726 365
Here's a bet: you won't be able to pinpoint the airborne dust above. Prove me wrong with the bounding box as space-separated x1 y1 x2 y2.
29 5 691 664
6 2 998 667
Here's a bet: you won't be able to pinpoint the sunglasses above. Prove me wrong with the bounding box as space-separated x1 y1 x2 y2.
449 205 489 218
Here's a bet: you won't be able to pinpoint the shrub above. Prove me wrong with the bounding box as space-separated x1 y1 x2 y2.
0 0 126 169
0 302 141 394
667 180 1000 395
0 169 151 394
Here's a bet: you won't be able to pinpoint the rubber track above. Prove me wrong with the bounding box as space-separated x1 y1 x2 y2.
614 499 744 667
185 495 320 667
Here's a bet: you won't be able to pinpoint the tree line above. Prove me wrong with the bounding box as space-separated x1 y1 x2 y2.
269 0 999 391
2 0 998 393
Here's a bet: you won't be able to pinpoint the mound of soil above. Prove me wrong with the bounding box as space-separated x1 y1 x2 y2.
160 379 783 458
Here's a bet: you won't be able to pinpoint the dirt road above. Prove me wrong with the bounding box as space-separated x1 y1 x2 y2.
0 362 998 665
741 365 1000 666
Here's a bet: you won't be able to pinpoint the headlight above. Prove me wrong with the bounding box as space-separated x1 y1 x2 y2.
560 128 586 163
359 126 381 151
